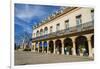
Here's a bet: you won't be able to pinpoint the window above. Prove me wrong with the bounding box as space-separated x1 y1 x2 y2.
76 15 82 25
91 9 94 20
44 27 48 35
50 26 53 33
65 20 69 29
36 31 39 37
40 29 43 36
56 23 60 31
40 32 42 36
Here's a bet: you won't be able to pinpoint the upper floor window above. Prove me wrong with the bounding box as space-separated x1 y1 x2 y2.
36 30 39 37
50 26 53 33
40 29 43 36
44 27 48 35
56 23 60 31
76 15 82 26
91 9 94 20
65 20 69 29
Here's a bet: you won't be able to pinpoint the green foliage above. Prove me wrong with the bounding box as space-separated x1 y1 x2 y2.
67 46 72 51
79 44 85 53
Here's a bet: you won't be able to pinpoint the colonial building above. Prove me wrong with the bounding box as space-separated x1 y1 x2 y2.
32 7 94 57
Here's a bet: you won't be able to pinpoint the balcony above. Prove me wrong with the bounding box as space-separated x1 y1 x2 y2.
32 20 94 41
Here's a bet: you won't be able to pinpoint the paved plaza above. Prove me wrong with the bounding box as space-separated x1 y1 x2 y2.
15 51 94 65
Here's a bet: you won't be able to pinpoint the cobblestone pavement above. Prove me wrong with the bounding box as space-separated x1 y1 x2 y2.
14 51 94 65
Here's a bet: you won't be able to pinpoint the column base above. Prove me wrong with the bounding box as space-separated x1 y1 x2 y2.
47 51 50 54
88 54 93 57
31 50 35 52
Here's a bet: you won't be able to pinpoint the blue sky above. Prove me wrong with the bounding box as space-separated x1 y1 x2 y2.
15 4 61 44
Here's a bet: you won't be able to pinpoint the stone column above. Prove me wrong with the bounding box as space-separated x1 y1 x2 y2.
53 40 56 54
31 43 33 52
71 37 76 56
85 35 93 57
61 38 64 55
88 39 93 57
47 41 49 53
32 42 36 52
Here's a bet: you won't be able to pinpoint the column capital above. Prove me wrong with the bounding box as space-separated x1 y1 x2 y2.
84 34 93 41
60 38 65 44
71 36 77 42
60 38 65 41
53 39 56 42
70 37 76 56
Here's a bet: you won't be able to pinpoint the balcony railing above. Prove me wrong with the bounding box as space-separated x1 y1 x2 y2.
32 20 94 41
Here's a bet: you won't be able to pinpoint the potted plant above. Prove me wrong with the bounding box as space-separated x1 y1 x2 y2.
79 45 85 56
67 46 72 55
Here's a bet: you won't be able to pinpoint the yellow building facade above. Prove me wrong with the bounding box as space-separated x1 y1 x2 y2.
32 7 94 57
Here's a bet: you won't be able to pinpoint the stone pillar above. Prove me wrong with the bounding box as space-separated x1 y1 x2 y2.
71 37 76 56
61 38 64 55
85 35 93 57
34 43 36 52
53 40 56 54
31 43 33 52
88 39 93 57
32 42 36 52
47 41 49 53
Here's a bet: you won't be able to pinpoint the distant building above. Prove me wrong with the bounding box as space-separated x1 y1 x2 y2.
32 7 94 57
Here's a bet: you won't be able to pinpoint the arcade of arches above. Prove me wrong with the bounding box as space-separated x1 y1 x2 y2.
32 34 94 57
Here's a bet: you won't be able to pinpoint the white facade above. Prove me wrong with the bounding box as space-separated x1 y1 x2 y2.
32 7 94 57
32 7 93 38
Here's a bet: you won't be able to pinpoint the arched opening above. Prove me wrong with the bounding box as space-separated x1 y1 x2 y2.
49 40 54 53
40 29 43 36
91 35 94 48
36 30 39 37
91 35 94 56
39 42 42 52
55 39 62 54
43 41 47 53
44 27 48 35
64 38 73 55
75 36 89 56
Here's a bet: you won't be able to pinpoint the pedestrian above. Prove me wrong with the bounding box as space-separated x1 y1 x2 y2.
64 47 67 55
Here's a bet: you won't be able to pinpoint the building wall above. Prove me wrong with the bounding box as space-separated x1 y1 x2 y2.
32 7 93 38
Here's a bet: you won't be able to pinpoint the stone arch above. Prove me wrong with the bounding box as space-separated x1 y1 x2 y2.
64 38 73 55
55 39 62 54
49 40 54 53
75 36 89 56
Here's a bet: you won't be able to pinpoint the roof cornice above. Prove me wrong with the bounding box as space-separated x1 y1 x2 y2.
33 7 78 29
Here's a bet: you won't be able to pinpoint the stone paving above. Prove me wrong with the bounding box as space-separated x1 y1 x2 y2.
14 51 94 65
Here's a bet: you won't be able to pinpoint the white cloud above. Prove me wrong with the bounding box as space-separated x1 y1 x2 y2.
15 5 47 23
15 20 32 34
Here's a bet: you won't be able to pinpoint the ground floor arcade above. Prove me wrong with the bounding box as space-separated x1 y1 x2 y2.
32 33 94 57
